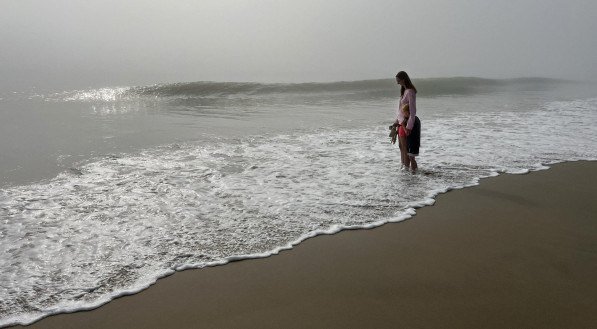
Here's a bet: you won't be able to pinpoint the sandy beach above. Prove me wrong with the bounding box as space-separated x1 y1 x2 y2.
12 160 597 329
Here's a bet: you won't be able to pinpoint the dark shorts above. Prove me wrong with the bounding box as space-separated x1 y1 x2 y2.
406 116 421 156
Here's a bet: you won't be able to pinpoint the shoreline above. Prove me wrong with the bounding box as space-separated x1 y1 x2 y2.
10 160 597 329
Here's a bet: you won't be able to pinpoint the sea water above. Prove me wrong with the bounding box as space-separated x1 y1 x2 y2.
1 78 596 326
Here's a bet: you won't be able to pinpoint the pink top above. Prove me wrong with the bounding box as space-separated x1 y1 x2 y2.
395 89 417 130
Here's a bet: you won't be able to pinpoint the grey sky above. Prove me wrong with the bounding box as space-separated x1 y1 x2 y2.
2 0 596 89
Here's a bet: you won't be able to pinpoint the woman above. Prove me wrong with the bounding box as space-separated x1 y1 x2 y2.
394 71 421 172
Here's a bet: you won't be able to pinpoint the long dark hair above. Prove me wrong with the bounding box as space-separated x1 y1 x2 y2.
396 71 417 97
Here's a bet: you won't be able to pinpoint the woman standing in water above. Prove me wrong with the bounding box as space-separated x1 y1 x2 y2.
394 71 421 172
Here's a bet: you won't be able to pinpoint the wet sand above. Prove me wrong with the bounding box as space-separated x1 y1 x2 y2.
14 161 597 329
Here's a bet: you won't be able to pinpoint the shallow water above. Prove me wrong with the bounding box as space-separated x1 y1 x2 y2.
1 78 596 326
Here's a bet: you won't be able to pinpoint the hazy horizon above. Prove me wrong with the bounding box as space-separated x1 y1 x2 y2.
2 0 596 90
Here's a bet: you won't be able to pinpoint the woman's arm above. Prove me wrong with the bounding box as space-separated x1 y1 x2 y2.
405 90 416 131
394 99 403 126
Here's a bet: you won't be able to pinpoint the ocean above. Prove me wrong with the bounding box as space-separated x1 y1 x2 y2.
1 77 596 326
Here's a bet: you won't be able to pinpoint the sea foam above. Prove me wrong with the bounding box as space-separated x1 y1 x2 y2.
1 92 596 327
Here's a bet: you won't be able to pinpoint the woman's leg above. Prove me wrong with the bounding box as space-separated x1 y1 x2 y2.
399 136 409 167
409 156 417 172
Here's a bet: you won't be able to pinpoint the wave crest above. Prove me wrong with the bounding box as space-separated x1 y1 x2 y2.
48 77 568 103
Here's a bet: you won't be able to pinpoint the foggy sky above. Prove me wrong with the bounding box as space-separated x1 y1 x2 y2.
2 0 596 90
